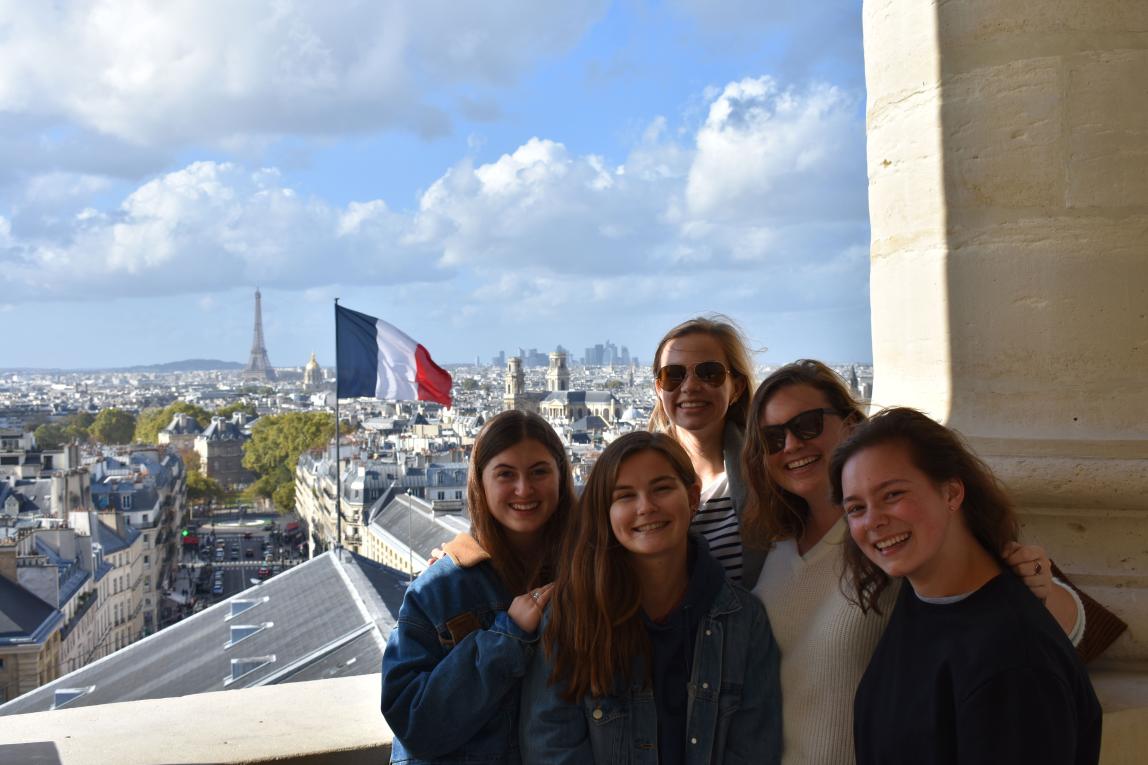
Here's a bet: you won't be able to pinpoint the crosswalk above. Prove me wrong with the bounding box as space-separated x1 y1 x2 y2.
189 560 303 570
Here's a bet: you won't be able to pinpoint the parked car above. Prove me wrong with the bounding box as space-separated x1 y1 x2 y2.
257 566 271 580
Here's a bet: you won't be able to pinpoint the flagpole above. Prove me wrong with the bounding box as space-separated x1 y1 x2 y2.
334 298 342 553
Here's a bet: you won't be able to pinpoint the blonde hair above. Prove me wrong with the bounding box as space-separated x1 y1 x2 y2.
647 315 755 436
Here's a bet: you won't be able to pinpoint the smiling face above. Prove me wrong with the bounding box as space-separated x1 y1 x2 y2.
761 383 851 504
608 449 700 561
656 332 745 440
480 438 561 552
841 441 968 594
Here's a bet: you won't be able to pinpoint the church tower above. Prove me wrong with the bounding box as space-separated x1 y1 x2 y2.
303 352 323 391
546 351 569 392
502 357 525 411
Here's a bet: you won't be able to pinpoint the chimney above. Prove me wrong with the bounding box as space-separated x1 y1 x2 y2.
0 542 17 585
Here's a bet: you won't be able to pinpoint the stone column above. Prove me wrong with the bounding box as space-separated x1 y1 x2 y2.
865 0 1148 753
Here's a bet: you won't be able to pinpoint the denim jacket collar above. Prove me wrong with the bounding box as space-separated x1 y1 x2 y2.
442 532 491 568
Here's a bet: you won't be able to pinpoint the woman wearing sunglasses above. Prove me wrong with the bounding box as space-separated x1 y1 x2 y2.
741 360 1087 764
833 408 1100 764
649 316 761 584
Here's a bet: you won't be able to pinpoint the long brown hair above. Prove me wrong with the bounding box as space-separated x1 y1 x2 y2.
741 360 866 546
543 431 698 701
466 410 574 595
647 315 755 436
829 407 1019 614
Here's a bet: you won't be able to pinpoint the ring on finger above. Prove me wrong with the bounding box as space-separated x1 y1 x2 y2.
1033 560 1043 576
531 590 541 601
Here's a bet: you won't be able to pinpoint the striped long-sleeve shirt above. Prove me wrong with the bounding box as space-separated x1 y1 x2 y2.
691 473 743 583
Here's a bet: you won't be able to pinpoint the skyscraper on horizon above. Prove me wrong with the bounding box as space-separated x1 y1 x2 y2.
243 288 276 381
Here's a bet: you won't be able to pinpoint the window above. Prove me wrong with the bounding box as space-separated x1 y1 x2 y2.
225 655 276 686
455 491 462 500
144 555 149 564
437 491 445 500
51 687 94 710
227 598 269 621
122 495 132 509
225 623 274 649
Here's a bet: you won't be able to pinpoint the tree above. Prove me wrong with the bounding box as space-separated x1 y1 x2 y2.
242 412 335 513
90 408 137 445
62 412 93 444
134 401 212 444
33 422 68 450
216 401 257 420
179 448 201 473
187 469 224 503
459 377 480 392
272 482 295 514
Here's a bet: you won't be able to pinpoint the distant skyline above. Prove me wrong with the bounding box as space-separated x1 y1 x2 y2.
1 1 869 369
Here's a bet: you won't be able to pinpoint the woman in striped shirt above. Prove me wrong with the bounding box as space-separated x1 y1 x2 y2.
648 316 763 585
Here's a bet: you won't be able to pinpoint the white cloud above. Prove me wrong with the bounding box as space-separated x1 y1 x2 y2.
0 74 868 325
686 77 863 223
0 161 443 298
0 0 608 147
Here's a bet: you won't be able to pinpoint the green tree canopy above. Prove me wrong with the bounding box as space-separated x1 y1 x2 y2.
134 401 213 444
216 401 257 420
91 408 137 445
35 413 94 448
187 469 224 503
33 422 68 450
62 412 93 444
242 411 335 513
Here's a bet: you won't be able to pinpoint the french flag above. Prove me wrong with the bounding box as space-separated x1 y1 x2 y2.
335 305 453 408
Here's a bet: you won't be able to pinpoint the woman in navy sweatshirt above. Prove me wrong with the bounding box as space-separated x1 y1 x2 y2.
831 408 1101 765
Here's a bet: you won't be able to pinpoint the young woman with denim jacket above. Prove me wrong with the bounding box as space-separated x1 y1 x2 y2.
381 411 575 764
520 431 781 765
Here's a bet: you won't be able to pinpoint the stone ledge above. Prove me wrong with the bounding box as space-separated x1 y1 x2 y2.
0 674 391 765
0 670 1145 763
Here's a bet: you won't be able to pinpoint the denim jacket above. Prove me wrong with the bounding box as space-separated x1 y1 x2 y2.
519 550 781 765
382 533 537 764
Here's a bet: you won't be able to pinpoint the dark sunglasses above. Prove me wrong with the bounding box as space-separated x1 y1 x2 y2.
655 361 731 391
761 408 844 454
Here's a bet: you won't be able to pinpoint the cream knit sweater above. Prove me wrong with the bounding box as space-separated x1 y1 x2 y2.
752 519 896 765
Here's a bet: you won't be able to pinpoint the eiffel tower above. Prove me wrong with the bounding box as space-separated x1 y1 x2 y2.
243 289 276 381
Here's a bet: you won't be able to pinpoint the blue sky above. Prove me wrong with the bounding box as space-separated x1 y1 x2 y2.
0 0 869 369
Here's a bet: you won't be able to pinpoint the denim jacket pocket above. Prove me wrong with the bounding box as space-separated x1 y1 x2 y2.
717 681 744 717
583 695 629 763
437 606 496 649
